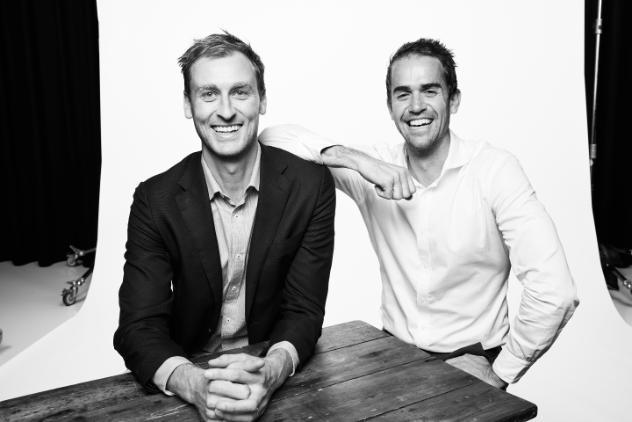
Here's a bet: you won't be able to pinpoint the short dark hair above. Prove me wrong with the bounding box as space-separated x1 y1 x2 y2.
178 31 266 99
385 38 458 107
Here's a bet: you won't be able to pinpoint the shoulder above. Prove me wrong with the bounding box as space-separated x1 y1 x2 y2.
262 144 329 180
467 140 521 176
465 140 533 202
140 152 200 191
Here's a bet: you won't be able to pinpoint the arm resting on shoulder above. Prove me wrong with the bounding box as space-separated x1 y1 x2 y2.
260 124 416 199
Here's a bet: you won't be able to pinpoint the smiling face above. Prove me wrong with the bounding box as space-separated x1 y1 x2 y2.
184 52 266 161
388 54 460 156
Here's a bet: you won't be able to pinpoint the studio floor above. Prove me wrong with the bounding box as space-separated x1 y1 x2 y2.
0 261 90 367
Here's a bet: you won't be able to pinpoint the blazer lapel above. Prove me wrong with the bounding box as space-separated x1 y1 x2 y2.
175 153 223 304
245 145 290 319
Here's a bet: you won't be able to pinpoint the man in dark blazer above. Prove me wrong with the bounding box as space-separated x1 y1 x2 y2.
114 32 335 422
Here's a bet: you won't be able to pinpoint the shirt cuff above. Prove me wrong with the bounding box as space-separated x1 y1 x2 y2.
152 356 192 395
491 348 531 384
267 341 299 376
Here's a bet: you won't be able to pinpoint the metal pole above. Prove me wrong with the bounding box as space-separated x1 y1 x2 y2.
590 0 603 175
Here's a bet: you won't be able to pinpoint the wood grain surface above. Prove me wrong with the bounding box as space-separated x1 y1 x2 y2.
0 321 536 421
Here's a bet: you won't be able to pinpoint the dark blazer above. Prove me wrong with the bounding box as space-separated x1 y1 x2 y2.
113 144 335 390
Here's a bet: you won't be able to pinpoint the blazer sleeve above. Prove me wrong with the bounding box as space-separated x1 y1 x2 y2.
267 166 336 365
113 182 186 392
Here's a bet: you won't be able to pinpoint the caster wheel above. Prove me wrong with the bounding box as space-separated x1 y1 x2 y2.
63 290 77 306
66 255 77 266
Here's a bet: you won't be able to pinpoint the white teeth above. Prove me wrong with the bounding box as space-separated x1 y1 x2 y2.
409 118 432 127
212 125 241 133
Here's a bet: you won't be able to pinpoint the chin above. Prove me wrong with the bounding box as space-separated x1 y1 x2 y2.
207 140 254 161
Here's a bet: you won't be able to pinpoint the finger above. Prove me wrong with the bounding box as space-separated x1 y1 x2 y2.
209 380 250 400
204 367 263 384
203 406 223 421
205 393 220 410
226 359 265 372
375 184 392 199
215 397 259 414
214 409 256 422
207 353 264 369
391 177 403 200
407 174 416 198
398 172 411 199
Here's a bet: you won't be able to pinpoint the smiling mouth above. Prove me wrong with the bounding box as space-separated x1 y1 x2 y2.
408 118 432 127
212 124 242 134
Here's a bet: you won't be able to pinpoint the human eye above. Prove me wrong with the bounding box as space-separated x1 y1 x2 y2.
396 92 410 100
232 88 251 99
424 89 438 97
200 90 217 101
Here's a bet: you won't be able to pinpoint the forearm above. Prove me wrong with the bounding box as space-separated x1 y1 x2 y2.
166 362 206 404
493 281 578 383
321 145 370 170
263 348 293 391
259 124 336 164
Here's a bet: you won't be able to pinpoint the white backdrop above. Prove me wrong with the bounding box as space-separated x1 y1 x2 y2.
1 1 631 420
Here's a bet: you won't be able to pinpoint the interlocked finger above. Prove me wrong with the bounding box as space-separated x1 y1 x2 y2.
204 367 263 384
208 380 251 400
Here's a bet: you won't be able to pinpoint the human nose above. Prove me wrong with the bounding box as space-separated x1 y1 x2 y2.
409 93 426 114
217 95 236 121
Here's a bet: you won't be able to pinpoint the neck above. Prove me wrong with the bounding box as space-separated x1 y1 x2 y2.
202 142 258 201
406 132 451 186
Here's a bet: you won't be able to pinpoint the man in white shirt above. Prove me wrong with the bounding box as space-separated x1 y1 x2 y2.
260 37 578 389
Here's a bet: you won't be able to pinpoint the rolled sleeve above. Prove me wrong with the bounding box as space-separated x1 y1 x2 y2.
487 153 579 383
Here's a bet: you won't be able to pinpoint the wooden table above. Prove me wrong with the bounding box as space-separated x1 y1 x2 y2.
0 321 536 421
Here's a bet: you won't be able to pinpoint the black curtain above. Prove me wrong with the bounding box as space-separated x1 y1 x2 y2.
586 0 632 250
0 0 101 266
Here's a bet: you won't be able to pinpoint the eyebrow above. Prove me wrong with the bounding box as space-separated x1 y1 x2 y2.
195 83 254 92
196 84 219 92
392 82 443 94
230 83 253 92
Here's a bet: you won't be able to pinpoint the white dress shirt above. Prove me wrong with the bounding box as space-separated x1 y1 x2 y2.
259 125 579 383
153 145 298 394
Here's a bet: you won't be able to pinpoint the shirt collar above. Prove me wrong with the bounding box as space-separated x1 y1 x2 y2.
398 130 480 187
201 143 261 201
442 131 477 171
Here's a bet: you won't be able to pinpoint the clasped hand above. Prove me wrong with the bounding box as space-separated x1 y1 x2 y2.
199 352 286 422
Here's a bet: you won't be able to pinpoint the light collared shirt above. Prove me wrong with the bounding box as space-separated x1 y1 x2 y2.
259 125 579 384
153 144 298 394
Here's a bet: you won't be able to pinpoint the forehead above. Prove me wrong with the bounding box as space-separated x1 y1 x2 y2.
188 52 257 88
390 55 447 89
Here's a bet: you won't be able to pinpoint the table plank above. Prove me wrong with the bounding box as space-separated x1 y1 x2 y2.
315 320 389 353
261 359 478 421
274 334 433 401
369 382 537 422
